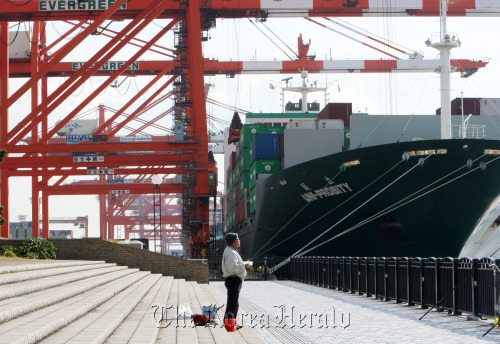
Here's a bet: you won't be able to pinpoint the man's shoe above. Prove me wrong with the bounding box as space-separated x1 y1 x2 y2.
224 318 237 332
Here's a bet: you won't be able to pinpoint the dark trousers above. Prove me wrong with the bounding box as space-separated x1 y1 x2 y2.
224 275 242 319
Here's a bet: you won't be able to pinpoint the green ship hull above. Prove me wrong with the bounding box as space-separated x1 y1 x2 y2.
238 139 500 259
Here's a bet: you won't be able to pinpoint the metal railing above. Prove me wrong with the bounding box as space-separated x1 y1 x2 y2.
287 256 500 318
451 125 486 139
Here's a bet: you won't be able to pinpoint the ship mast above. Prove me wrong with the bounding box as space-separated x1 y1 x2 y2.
426 0 460 139
279 70 328 112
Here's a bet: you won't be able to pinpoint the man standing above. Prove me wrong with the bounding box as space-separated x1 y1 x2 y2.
222 233 249 331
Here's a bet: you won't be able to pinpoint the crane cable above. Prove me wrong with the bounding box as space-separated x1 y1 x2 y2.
248 19 295 61
323 17 420 58
260 21 298 59
305 17 400 60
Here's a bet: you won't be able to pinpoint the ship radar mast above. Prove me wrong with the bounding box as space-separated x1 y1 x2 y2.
426 0 460 139
274 70 331 113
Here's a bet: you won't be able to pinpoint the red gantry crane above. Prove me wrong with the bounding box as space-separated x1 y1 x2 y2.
1 0 499 257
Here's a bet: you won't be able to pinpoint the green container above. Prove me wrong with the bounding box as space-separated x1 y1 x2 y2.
239 172 250 199
250 187 256 214
250 159 281 175
344 126 350 151
249 168 256 190
238 124 285 153
238 148 252 173
231 187 236 207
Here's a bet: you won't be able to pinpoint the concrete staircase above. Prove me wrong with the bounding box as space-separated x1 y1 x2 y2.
0 260 264 344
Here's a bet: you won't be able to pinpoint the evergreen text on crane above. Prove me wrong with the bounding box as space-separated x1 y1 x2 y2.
72 61 140 71
39 0 127 11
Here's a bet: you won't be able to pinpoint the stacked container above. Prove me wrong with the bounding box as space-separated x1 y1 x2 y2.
251 134 280 161
231 124 286 226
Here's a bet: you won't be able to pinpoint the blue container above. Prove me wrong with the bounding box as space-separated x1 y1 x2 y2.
251 134 280 161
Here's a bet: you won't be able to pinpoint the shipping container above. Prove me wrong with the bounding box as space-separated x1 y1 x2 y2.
250 187 257 214
228 208 233 230
239 172 250 198
317 102 353 126
238 147 252 173
230 151 237 171
251 134 280 161
344 127 351 151
279 134 285 158
56 119 98 136
236 199 246 224
235 183 240 201
250 159 281 175
227 189 233 212
436 97 482 116
228 170 233 190
249 168 256 190
283 128 343 169
238 124 285 153
287 119 343 130
480 98 500 116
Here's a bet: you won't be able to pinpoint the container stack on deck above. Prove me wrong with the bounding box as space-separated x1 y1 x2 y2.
226 124 284 231
224 104 354 233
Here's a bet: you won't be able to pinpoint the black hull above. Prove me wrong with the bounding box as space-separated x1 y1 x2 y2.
236 139 500 259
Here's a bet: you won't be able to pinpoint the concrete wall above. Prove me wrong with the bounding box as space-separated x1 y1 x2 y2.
0 239 209 284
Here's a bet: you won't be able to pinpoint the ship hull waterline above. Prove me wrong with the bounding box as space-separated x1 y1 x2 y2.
235 139 500 259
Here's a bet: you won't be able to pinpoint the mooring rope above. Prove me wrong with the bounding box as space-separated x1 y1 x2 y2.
270 154 500 273
292 155 431 257
294 154 499 259
251 159 404 260
250 171 342 258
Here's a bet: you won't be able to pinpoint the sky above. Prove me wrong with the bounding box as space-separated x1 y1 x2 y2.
4 13 500 238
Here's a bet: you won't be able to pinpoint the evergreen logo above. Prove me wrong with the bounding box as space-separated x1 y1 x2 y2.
39 0 127 11
72 61 139 71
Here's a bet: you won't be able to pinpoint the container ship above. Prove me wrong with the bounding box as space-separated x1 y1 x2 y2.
222 69 500 259
222 7 500 260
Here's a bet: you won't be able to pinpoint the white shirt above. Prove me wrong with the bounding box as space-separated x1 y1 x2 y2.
222 246 247 280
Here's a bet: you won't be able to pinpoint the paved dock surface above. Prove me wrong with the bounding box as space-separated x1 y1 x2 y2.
211 280 500 344
0 257 498 343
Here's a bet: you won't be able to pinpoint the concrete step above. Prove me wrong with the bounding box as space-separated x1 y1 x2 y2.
105 276 174 343
40 273 162 343
0 270 150 344
0 260 265 344
0 263 121 301
0 266 136 324
0 260 107 274
157 278 197 343
0 261 114 286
